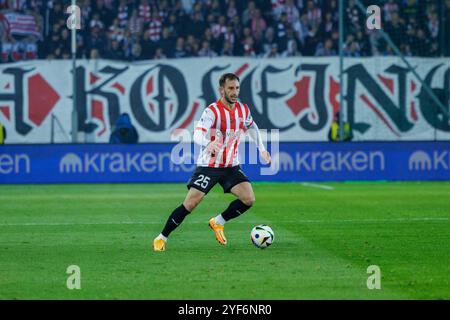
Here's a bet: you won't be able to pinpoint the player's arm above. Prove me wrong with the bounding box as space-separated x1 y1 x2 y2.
247 121 266 152
244 109 271 164
193 108 221 154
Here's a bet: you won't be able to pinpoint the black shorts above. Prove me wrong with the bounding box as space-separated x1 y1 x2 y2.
187 165 250 194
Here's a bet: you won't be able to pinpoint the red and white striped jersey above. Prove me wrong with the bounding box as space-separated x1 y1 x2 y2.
138 4 151 23
117 5 129 28
148 18 162 42
194 99 254 168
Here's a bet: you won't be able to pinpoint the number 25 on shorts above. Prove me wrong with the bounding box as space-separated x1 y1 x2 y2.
194 174 210 188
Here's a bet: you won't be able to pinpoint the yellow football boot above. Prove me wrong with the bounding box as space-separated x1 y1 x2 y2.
153 238 166 251
208 218 227 245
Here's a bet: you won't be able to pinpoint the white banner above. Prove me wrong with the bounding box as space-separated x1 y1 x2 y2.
0 57 449 143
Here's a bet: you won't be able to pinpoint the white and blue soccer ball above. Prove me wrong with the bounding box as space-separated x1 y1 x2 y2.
251 225 275 249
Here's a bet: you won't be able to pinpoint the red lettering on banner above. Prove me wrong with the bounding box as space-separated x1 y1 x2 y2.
28 74 60 126
92 99 106 137
286 76 311 116
0 106 10 120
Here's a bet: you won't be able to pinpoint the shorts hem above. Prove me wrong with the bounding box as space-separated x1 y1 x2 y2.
222 178 250 194
187 184 208 194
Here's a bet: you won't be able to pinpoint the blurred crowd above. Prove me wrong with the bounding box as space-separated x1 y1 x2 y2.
0 0 449 63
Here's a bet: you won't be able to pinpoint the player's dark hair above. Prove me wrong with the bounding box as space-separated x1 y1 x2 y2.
219 73 240 87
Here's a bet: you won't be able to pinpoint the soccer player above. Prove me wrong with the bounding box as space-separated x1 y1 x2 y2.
153 73 271 251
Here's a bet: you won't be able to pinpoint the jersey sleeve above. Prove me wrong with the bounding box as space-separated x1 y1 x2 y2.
244 105 254 129
195 107 215 133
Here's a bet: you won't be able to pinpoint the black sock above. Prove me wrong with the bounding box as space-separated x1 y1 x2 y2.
221 199 252 222
161 204 191 237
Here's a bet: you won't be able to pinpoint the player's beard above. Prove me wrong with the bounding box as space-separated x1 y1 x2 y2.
224 93 237 105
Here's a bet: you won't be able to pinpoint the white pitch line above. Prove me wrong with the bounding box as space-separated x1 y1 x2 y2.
0 217 449 227
301 182 335 190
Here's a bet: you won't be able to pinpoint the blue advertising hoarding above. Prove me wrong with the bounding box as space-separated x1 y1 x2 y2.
0 142 449 184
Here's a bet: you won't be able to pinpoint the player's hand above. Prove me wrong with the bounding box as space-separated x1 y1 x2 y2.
260 150 271 164
206 139 221 156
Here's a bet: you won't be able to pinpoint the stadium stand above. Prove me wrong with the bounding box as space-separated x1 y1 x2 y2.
0 0 449 63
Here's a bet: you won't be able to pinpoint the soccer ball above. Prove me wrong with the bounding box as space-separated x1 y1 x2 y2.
251 225 275 249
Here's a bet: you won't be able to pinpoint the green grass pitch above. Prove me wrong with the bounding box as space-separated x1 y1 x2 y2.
0 182 449 299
